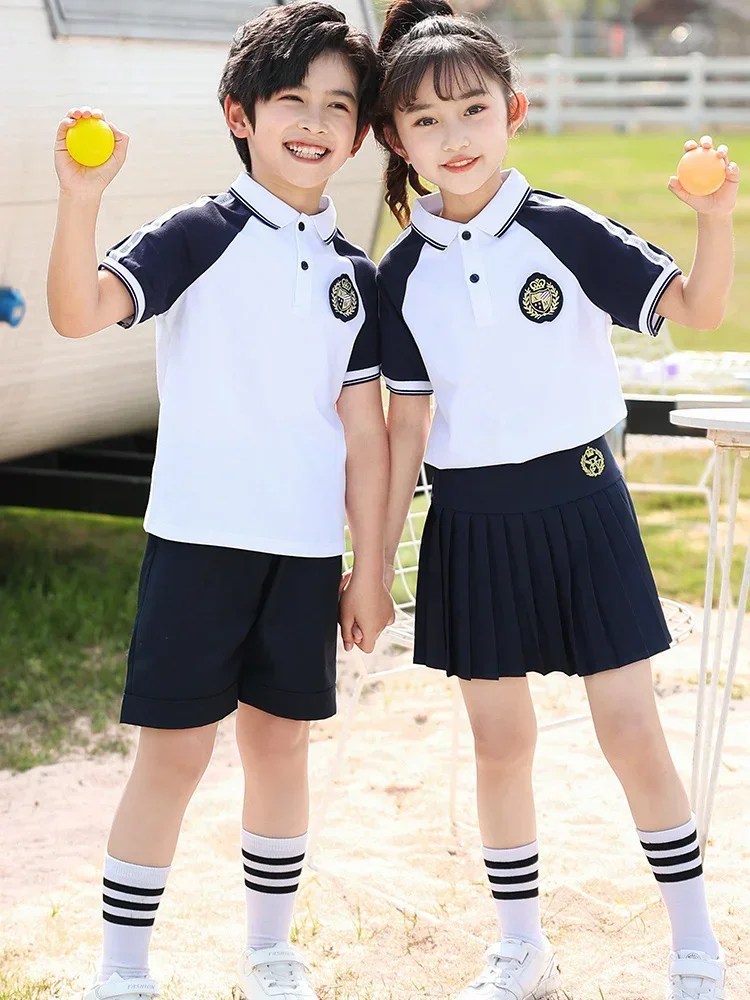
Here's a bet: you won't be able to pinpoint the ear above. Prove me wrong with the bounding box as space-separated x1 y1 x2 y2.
384 124 409 163
224 96 252 137
349 123 370 158
508 92 529 136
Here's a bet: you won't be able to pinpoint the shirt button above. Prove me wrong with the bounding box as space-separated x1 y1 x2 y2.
298 222 305 231
301 261 309 271
470 273 480 283
462 231 471 240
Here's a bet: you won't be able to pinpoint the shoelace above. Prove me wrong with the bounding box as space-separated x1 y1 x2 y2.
473 953 525 995
673 984 717 1000
257 960 309 993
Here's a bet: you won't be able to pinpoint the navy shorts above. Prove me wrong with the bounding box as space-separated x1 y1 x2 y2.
122 535 341 728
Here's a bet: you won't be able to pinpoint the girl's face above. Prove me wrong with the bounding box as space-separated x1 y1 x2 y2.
390 70 526 201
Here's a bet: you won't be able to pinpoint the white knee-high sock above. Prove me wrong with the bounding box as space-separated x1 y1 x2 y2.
638 816 719 957
483 840 544 949
242 829 307 950
99 854 170 980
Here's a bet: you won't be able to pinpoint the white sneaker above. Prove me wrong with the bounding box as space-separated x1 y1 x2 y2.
80 972 159 1000
238 945 319 1000
667 949 726 1000
456 937 561 1000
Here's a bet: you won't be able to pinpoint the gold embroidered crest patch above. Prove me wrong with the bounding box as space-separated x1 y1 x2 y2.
329 274 359 322
519 272 563 323
580 446 606 478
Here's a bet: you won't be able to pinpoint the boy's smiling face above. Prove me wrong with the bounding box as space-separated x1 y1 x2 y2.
226 51 365 213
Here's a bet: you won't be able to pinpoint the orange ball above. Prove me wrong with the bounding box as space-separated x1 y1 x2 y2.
677 146 726 197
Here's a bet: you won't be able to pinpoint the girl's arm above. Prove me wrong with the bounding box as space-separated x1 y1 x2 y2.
337 379 394 652
657 136 741 331
384 394 432 590
48 107 133 338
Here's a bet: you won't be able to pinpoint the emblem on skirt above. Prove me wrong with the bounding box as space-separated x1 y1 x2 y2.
519 272 563 323
580 446 605 478
329 274 359 322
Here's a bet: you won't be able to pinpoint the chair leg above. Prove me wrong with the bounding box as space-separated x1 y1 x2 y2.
307 647 368 867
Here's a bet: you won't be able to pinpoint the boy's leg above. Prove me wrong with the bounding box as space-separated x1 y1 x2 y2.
236 703 310 949
99 722 218 981
585 659 720 958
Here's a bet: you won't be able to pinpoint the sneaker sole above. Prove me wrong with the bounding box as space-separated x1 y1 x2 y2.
530 966 563 999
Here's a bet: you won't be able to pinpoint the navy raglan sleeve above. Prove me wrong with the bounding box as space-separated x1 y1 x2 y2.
99 199 207 329
342 255 381 387
378 267 433 396
518 195 682 337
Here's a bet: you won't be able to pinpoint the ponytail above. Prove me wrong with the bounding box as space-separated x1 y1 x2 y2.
379 0 454 58
384 150 430 228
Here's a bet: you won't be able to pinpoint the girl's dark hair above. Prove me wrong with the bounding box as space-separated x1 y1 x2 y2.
218 2 379 173
374 0 520 227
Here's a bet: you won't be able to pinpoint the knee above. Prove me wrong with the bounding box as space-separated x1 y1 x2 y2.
595 709 664 775
472 716 537 773
238 711 309 766
138 726 216 791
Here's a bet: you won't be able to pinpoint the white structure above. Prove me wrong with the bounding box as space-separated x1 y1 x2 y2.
0 0 383 464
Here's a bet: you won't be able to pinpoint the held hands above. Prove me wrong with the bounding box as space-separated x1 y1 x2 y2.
339 569 396 654
669 136 740 216
55 107 129 197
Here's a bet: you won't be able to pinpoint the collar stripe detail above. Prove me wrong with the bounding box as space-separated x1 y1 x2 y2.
493 186 532 238
410 224 448 251
229 187 280 230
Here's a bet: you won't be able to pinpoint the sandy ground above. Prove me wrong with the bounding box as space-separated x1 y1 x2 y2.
1 616 749 1000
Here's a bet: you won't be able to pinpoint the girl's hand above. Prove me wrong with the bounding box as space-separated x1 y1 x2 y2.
668 136 740 216
54 107 129 197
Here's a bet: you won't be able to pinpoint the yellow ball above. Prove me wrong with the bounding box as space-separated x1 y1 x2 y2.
677 146 726 197
65 117 115 168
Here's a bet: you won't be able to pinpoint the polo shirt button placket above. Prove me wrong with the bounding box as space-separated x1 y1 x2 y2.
293 216 313 316
460 233 494 327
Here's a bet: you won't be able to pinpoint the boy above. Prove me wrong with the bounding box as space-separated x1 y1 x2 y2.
47 5 392 998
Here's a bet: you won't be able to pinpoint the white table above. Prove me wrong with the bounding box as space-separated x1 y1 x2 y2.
670 407 750 852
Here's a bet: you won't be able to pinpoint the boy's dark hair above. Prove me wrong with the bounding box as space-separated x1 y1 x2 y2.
374 0 520 227
218 1 379 173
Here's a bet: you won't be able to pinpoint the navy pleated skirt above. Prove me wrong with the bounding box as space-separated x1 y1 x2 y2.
413 437 672 679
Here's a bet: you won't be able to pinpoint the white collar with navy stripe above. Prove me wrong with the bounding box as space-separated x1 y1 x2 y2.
410 168 532 250
229 171 338 243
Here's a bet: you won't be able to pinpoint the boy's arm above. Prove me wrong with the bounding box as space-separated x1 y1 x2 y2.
337 379 394 653
657 136 740 330
384 394 432 590
48 108 133 338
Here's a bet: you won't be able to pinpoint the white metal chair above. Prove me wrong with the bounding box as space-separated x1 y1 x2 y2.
307 465 694 861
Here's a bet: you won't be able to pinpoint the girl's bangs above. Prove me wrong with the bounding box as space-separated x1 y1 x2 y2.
391 42 496 111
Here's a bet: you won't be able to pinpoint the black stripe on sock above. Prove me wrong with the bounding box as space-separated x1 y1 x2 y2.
491 888 540 900
103 911 156 927
103 878 165 897
244 880 299 894
654 864 704 884
645 846 701 868
242 850 305 866
484 853 538 870
488 870 538 886
639 831 697 852
103 894 160 912
243 865 303 880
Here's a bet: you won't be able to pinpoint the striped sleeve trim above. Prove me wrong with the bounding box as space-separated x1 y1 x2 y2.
640 264 682 337
384 376 433 396
342 365 381 387
98 258 144 328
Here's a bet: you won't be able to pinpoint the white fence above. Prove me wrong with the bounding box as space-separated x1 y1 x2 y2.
520 54 750 133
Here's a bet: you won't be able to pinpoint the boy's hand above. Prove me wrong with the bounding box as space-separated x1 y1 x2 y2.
669 136 740 216
339 571 395 654
55 107 129 197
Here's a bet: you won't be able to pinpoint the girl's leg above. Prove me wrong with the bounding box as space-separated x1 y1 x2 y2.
101 722 219 979
586 660 719 956
235 703 310 949
460 677 543 947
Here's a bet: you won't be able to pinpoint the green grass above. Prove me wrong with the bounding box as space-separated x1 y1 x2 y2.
0 509 144 771
373 131 750 353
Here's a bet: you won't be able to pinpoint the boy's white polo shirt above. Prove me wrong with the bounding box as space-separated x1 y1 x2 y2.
378 168 682 468
100 172 380 557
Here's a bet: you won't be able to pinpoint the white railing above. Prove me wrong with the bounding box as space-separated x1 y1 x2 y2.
519 54 750 133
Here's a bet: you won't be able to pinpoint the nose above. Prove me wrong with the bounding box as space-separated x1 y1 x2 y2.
298 108 328 135
442 128 470 153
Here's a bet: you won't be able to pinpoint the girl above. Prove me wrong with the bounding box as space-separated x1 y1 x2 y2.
375 1 739 998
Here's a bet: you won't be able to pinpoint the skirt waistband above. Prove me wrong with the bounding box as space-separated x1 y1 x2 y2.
430 437 621 515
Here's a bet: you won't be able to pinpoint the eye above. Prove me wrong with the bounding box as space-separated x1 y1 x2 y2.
414 116 437 127
330 102 351 112
280 94 303 102
465 104 486 116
